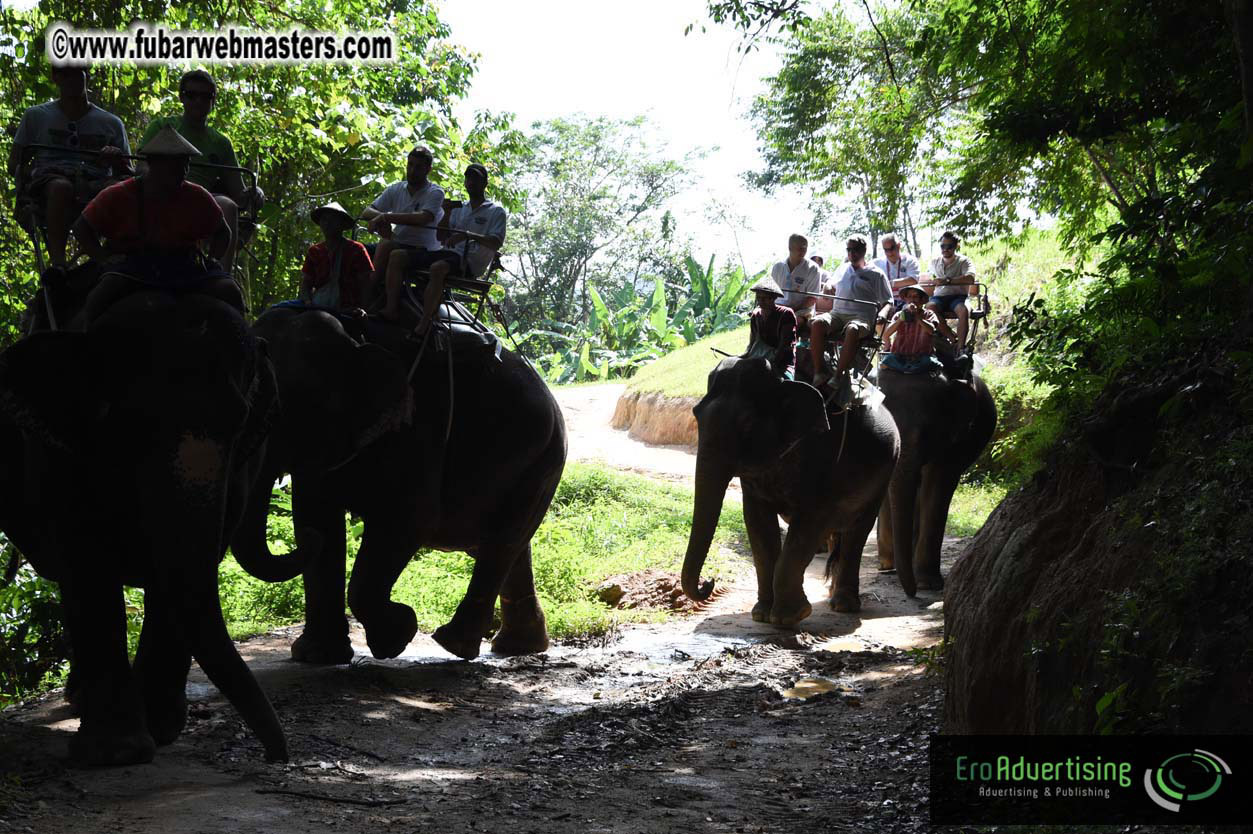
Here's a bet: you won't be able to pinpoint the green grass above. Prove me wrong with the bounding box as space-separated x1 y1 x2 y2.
217 462 748 643
946 479 1009 537
624 325 750 398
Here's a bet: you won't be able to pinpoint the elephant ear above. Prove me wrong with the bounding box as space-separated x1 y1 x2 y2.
777 380 829 447
0 332 104 453
235 338 280 466
340 342 414 454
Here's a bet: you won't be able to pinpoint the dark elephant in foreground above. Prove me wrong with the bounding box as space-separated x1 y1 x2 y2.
0 281 285 765
231 307 567 663
875 364 997 594
682 356 899 620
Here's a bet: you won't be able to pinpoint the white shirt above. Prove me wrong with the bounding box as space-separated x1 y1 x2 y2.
819 263 892 322
14 101 130 180
770 258 822 312
874 252 921 296
370 180 445 250
448 199 507 277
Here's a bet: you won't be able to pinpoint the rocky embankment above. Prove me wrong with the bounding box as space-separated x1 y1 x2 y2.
610 389 699 447
944 367 1253 734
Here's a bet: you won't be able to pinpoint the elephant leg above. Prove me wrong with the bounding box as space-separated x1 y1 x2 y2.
59 569 155 766
830 513 876 613
915 464 962 591
346 514 422 660
770 515 822 627
432 539 523 661
489 544 550 656
291 480 352 665
876 498 895 573
742 491 782 623
133 590 192 747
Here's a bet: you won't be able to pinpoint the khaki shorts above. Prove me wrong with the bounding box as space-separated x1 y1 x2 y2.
813 310 871 336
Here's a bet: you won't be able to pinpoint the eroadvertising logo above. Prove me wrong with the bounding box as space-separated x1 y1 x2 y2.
1143 749 1230 812
929 736 1251 825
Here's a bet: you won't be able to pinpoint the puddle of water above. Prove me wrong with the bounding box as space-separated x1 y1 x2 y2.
816 637 867 653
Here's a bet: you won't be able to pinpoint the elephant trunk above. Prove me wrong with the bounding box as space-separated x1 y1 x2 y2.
682 456 733 601
890 450 921 598
229 457 315 583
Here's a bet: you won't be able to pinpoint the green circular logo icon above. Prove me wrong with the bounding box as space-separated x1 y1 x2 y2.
1143 749 1231 812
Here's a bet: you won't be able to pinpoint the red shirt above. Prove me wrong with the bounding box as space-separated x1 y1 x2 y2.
81 177 224 254
301 240 373 310
889 308 941 356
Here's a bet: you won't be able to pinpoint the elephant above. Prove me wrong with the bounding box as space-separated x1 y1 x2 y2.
682 355 900 621
874 364 997 594
230 306 567 664
0 276 286 766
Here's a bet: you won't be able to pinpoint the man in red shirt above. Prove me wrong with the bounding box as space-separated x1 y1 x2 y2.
72 127 229 268
300 201 373 312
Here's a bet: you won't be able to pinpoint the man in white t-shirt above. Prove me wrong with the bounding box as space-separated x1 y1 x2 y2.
769 234 822 322
809 234 892 401
407 163 508 336
362 146 446 317
925 230 977 350
8 63 131 272
873 233 920 310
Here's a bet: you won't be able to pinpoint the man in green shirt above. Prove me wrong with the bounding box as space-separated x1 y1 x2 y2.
138 70 262 272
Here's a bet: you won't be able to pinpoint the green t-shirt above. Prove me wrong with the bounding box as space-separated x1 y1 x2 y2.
140 115 239 191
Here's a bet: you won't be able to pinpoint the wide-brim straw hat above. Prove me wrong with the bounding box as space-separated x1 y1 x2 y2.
899 283 930 302
750 277 784 298
311 201 355 228
140 126 201 157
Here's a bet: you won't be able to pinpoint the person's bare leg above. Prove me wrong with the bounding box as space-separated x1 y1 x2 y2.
415 260 450 336
809 319 829 383
956 302 970 350
835 326 859 376
381 249 409 320
214 195 239 273
371 239 394 291
927 303 956 344
43 178 75 267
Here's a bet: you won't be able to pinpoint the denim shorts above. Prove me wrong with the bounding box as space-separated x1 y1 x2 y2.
928 294 967 315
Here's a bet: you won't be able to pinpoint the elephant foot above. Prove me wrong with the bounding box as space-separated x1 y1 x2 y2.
490 596 549 656
915 573 945 592
432 623 483 660
751 600 773 623
69 725 156 767
362 603 419 660
829 589 861 613
146 692 188 746
291 630 355 665
768 597 812 628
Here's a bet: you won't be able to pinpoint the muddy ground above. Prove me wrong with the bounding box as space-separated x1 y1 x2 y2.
0 385 949 834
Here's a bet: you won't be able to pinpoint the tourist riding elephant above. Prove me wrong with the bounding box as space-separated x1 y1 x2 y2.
875 365 997 594
230 307 567 663
682 356 899 620
0 280 286 766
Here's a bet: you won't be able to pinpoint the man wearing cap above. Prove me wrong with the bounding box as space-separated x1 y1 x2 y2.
809 234 893 401
744 277 796 377
300 201 373 312
139 70 263 273
873 233 921 310
72 127 229 271
362 146 447 310
8 62 131 273
925 230 976 350
880 284 944 374
770 234 822 322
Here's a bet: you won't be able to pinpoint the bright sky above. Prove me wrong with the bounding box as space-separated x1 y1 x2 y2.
439 0 820 273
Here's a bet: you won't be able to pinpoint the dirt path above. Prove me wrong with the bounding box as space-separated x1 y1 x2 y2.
0 384 949 834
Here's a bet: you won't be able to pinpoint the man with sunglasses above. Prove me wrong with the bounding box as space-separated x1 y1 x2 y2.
8 62 131 273
138 70 263 273
873 232 920 310
925 230 976 351
809 234 892 404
